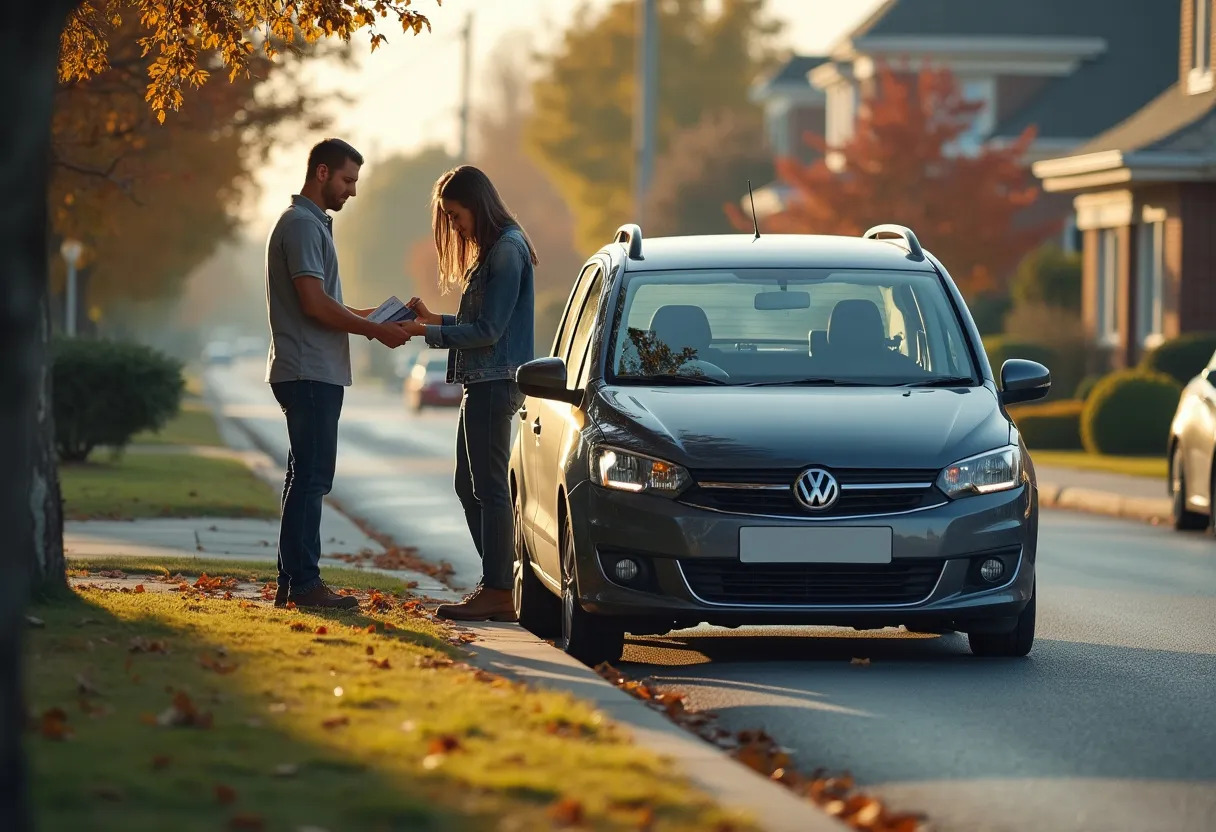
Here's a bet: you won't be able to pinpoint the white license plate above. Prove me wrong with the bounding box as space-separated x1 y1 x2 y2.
738 527 892 564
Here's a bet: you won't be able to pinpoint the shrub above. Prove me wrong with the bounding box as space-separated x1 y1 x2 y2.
1080 370 1181 456
1138 332 1216 385
1074 374 1103 401
968 292 1012 336
1010 244 1081 311
53 337 185 462
982 337 1056 381
1007 400 1083 451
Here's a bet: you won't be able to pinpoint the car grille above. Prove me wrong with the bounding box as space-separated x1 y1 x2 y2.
679 559 944 606
680 467 941 518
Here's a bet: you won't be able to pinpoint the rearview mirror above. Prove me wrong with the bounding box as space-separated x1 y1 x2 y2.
754 291 810 310
999 359 1051 406
516 357 583 406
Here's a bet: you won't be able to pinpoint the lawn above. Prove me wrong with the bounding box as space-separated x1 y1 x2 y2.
60 453 279 521
25 588 747 832
132 399 224 447
67 557 416 596
1032 450 1167 479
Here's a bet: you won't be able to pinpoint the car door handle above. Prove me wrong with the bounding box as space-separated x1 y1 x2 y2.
532 418 542 436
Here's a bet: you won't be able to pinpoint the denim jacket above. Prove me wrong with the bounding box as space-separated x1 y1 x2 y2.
424 225 535 384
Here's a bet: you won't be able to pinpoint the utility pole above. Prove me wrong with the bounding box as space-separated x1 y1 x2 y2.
633 0 657 226
458 11 473 162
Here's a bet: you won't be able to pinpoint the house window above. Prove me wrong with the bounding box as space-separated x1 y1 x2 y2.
1191 0 1214 92
1096 228 1120 345
826 84 858 147
1137 220 1165 347
953 78 996 156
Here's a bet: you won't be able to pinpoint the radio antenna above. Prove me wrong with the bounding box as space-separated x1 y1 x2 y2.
747 179 760 240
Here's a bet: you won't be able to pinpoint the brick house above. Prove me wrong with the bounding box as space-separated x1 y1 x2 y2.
1033 0 1216 368
750 0 1179 256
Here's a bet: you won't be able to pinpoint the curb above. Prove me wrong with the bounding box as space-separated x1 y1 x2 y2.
1038 480 1171 525
459 622 851 832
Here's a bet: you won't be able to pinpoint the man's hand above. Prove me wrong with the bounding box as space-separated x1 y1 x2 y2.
399 320 427 338
372 322 412 349
406 297 441 325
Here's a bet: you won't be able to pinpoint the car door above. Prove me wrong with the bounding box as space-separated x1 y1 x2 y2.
529 263 605 578
1183 352 1216 509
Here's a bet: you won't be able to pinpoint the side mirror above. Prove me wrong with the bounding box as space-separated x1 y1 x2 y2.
999 359 1051 406
516 357 583 406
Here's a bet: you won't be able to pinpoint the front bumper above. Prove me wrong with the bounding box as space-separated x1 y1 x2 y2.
568 480 1037 632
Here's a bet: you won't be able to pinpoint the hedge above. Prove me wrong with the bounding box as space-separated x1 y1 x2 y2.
1007 400 1083 451
1139 332 1216 385
1080 370 1181 456
53 337 184 462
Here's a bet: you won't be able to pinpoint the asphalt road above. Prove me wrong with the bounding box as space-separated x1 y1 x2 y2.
207 358 1216 832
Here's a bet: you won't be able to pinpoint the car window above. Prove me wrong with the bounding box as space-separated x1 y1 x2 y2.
607 268 977 385
555 264 599 360
566 270 604 387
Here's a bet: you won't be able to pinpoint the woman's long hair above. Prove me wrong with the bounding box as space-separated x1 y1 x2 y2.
431 165 539 294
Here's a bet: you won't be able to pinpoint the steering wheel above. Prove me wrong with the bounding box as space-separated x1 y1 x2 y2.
677 359 730 382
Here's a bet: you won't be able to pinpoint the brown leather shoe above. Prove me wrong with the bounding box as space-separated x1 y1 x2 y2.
436 587 517 622
274 585 289 608
289 582 359 610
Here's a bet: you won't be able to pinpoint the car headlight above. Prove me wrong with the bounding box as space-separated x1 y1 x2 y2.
589 446 690 495
937 445 1022 497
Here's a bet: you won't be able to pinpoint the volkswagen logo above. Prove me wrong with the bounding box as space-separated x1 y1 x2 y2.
794 468 839 510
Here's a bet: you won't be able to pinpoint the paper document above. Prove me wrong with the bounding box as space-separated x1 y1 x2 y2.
367 295 417 324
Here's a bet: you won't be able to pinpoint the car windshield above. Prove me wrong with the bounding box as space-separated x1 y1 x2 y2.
606 268 978 387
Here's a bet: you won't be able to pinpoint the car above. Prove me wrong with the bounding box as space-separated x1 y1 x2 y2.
405 350 461 412
508 223 1052 667
201 340 234 366
1167 350 1216 532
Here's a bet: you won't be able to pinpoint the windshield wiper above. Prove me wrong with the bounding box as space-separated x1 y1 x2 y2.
624 374 728 386
744 377 876 387
900 376 976 388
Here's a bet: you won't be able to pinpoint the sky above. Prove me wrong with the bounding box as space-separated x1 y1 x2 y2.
248 0 886 227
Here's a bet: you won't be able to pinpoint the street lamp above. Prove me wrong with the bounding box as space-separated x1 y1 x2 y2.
59 238 84 337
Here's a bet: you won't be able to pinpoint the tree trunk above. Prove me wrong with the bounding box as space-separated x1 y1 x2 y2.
1 4 80 830
31 261 67 591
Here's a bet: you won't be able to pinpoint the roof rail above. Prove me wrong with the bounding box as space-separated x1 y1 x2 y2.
863 224 924 261
613 224 644 260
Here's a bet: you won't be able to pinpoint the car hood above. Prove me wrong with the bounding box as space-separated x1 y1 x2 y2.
590 385 1011 470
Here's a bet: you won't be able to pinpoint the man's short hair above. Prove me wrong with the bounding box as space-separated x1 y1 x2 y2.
306 138 364 179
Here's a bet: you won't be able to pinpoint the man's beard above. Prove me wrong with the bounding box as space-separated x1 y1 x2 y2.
323 186 346 211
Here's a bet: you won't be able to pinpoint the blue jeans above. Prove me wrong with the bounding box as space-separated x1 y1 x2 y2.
455 379 524 590
271 380 344 595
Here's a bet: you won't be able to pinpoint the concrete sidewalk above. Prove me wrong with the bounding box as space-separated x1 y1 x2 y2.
1035 464 1172 525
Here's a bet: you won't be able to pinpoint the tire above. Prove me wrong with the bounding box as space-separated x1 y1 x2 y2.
968 583 1035 658
512 492 561 639
1172 446 1207 531
556 512 624 667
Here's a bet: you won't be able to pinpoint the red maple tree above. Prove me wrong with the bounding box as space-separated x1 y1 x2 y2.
729 64 1056 296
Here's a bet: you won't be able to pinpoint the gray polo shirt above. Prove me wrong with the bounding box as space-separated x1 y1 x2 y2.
264 195 352 387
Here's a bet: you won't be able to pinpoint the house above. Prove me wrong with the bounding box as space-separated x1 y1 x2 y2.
1034 0 1216 368
750 0 1180 255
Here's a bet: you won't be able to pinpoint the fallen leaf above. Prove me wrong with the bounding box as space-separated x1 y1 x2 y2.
240 601 257 610
156 690 212 729
314 626 328 635
214 784 237 805
365 624 376 634
199 653 239 675
427 735 461 755
286 601 297 611
98 570 126 579
151 754 171 770
289 622 308 632
76 674 100 697
365 645 375 655
368 657 391 670
134 584 145 593
321 715 349 729
40 707 72 740
547 797 584 826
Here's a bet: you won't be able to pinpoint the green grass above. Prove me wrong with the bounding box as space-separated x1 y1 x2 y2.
1032 450 1167 479
132 399 224 447
66 557 413 595
61 453 279 521
26 589 749 832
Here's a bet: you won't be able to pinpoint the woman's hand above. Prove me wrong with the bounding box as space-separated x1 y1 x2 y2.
399 319 427 338
406 297 440 325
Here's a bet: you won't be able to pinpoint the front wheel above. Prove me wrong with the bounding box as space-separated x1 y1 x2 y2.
968 583 1035 658
512 492 561 639
1172 446 1207 531
557 512 624 667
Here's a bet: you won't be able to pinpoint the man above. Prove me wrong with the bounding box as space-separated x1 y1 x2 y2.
265 137 410 609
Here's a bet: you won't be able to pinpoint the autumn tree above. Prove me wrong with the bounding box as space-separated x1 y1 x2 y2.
2 4 437 829
730 64 1055 297
643 107 774 237
528 0 781 252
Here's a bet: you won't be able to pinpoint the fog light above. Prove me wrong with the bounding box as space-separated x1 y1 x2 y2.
980 558 1005 583
614 558 640 583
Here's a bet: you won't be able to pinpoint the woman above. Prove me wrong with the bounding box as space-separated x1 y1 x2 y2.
402 165 537 622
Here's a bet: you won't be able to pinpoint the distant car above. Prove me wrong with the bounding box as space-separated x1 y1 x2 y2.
234 335 266 358
1167 350 1216 532
405 350 460 411
202 340 234 365
509 223 1052 667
